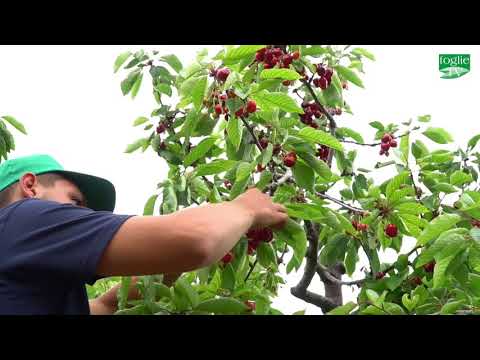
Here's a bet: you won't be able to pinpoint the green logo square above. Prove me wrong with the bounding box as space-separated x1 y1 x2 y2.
439 54 470 79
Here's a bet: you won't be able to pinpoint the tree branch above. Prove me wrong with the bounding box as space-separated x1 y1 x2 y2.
240 117 264 152
316 192 365 214
316 264 365 286
244 260 257 282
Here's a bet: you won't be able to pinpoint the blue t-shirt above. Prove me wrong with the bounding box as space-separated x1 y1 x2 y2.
0 198 134 315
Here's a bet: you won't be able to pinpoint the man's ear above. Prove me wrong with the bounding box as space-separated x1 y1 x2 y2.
18 173 40 198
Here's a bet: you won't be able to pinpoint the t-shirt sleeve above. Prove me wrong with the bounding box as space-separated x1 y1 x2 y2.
4 199 135 285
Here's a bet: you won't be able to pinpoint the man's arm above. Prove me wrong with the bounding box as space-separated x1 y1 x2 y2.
96 188 288 277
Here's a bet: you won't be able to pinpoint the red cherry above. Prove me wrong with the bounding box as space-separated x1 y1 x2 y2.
412 276 423 286
292 51 300 60
385 224 398 237
219 94 227 102
472 220 480 228
381 133 392 143
235 108 245 118
351 220 359 230
324 68 333 81
342 81 348 90
319 77 328 90
316 64 326 76
313 78 322 88
375 272 385 280
273 48 283 57
389 139 397 148
223 107 229 114
221 252 234 265
215 68 230 82
246 100 257 113
159 141 167 150
223 180 232 190
423 261 435 273
257 164 266 172
283 152 297 167
214 104 223 115
381 142 390 152
259 137 269 149
255 48 266 62
244 300 256 312
156 123 167 134
282 80 291 86
263 63 272 69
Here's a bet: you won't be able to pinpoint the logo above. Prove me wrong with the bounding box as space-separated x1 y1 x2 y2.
439 54 470 79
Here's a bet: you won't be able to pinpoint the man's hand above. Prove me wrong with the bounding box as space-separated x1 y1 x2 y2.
233 187 288 230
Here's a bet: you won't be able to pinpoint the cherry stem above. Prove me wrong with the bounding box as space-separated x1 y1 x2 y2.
244 260 258 282
339 129 416 147
316 191 365 214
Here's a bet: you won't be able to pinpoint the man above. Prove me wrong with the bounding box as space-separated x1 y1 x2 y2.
0 154 288 315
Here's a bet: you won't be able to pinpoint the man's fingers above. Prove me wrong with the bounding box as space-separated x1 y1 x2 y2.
274 203 287 213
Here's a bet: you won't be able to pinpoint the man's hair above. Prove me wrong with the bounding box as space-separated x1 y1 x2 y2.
0 172 66 209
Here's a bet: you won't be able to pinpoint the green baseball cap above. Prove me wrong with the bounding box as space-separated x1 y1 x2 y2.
0 154 116 212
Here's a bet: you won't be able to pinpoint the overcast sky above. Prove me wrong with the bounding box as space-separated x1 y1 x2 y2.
1 45 478 314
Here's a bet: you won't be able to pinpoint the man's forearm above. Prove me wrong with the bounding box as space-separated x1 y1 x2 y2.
170 201 255 266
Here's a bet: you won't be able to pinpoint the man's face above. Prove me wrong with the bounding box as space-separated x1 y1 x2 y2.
37 178 87 208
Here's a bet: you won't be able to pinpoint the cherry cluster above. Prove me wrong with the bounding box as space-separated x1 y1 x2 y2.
379 133 397 156
317 145 330 162
351 220 368 231
255 47 300 69
300 102 323 128
312 64 333 90
246 228 273 255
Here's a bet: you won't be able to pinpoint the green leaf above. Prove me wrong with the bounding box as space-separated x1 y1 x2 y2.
251 91 304 114
402 293 419 312
284 203 326 221
125 138 148 153
191 76 207 110
220 264 236 292
195 160 237 176
467 134 480 150
133 116 149 127
468 273 480 297
292 160 315 192
156 83 172 97
417 114 431 123
257 242 277 268
416 229 468 267
334 65 364 88
337 127 364 144
184 136 217 167
326 302 357 315
433 255 455 288
297 151 333 180
297 127 343 152
433 183 457 194
195 297 248 314
261 143 273 167
129 72 143 99
224 45 265 62
366 289 379 303
412 140 429 160
386 171 410 200
351 48 375 61
417 214 462 245
369 121 384 131
113 51 132 73
345 243 358 276
440 300 465 315
160 54 183 73
395 202 429 215
301 45 327 57
256 170 273 191
227 116 243 150
174 278 200 309
117 276 132 310
423 127 454 144
260 68 302 81
320 234 349 267
273 219 307 270
385 274 405 291
450 170 473 187
1 116 27 135
162 182 178 214
400 133 409 163
143 194 158 215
